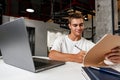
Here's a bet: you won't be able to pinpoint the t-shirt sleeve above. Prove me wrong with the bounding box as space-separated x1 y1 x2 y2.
50 36 64 51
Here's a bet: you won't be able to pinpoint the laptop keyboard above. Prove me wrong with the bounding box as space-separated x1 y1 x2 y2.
34 60 48 68
33 57 65 70
33 58 51 68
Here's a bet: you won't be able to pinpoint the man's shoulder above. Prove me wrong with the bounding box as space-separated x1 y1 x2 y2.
81 37 95 44
54 35 67 42
56 35 67 40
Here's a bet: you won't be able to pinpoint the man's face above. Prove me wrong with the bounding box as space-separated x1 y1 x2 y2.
68 18 84 36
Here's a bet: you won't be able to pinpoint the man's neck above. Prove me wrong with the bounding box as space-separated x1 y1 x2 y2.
68 34 81 41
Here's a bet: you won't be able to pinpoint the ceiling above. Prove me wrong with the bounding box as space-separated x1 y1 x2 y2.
0 0 95 24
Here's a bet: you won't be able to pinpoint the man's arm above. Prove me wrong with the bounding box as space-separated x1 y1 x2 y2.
49 50 85 63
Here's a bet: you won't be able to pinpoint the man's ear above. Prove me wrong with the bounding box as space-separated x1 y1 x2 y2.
68 24 71 29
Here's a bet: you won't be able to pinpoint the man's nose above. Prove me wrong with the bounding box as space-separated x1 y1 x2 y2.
77 26 82 29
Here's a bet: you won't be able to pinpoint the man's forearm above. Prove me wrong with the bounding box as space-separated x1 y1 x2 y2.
49 50 83 63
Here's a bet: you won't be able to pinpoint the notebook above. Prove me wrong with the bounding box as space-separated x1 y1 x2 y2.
0 17 65 72
82 67 120 80
83 34 120 67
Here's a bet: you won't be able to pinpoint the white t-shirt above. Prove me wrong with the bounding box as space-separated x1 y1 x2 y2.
51 35 95 54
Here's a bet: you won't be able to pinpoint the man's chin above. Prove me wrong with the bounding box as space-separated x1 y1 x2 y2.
76 33 82 36
76 34 81 37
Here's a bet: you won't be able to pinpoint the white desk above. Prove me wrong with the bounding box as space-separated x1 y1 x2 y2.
0 59 89 80
1 59 120 80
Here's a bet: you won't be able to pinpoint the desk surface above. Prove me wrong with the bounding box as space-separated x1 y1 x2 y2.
0 59 89 80
0 58 120 80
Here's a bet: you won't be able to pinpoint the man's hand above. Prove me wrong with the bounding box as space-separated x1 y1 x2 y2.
105 46 120 64
75 51 86 63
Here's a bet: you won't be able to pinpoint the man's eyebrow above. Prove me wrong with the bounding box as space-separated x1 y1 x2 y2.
80 23 84 24
72 23 84 25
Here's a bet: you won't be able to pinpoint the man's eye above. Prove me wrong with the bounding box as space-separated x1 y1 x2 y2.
79 24 84 26
72 23 84 27
73 24 77 27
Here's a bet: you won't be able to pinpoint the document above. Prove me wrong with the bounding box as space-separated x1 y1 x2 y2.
83 34 120 67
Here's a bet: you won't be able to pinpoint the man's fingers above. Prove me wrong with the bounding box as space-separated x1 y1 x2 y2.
112 46 120 50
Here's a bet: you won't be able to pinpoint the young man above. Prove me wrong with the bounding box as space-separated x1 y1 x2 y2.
49 13 120 64
49 13 95 63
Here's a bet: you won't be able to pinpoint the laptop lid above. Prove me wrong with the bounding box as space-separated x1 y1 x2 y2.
0 18 36 72
0 18 65 72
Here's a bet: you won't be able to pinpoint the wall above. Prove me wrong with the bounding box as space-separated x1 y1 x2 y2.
25 18 47 56
46 22 69 50
95 0 118 42
83 16 96 42
118 0 120 22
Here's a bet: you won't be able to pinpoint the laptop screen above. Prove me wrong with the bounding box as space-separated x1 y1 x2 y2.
0 18 65 72
0 18 36 72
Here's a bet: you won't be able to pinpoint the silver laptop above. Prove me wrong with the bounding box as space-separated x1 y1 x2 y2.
0 18 65 72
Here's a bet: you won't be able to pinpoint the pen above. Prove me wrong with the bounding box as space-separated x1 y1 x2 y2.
75 45 82 51
90 66 120 77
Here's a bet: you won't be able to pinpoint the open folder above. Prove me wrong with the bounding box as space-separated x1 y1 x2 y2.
83 34 120 67
82 67 120 80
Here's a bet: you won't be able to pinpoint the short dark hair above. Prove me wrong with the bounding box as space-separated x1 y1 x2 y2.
68 13 83 24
